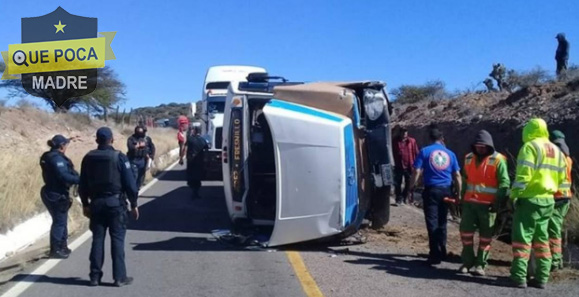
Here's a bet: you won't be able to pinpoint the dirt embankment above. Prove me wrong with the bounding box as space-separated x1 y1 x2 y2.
394 80 579 163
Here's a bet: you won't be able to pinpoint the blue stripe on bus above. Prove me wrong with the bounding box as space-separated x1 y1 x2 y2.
267 99 343 123
352 96 361 128
344 123 358 226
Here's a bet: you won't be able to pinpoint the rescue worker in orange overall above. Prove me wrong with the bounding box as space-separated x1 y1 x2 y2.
549 130 573 271
458 130 510 276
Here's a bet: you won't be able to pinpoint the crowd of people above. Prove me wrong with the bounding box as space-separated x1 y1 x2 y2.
393 119 572 289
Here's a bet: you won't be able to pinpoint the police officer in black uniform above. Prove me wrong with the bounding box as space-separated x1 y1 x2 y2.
79 127 139 287
127 125 156 190
179 124 208 199
40 135 80 259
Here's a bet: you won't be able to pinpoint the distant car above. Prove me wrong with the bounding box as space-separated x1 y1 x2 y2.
221 74 394 246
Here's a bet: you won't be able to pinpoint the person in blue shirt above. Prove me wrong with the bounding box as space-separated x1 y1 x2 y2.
409 128 462 265
40 135 80 259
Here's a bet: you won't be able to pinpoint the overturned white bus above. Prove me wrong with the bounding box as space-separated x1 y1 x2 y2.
221 74 394 246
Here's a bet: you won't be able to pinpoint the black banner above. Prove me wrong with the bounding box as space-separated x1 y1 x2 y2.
229 108 244 202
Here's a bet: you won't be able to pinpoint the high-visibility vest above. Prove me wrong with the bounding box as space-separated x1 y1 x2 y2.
554 156 573 199
511 139 567 199
464 152 505 205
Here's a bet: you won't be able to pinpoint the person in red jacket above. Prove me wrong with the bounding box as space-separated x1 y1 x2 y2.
393 127 420 205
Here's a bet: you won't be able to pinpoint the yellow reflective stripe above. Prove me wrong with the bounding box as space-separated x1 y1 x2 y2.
518 160 535 168
530 141 543 167
465 153 473 165
559 183 572 189
537 164 565 172
512 182 527 189
466 184 498 194
488 152 498 165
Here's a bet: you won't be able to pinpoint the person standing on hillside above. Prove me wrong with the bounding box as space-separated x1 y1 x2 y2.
127 125 155 190
549 130 573 271
409 128 462 265
490 63 506 91
393 127 420 205
509 119 567 289
79 127 139 287
555 33 570 79
40 135 80 259
458 130 510 276
179 124 208 199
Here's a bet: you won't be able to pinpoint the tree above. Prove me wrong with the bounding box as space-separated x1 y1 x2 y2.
76 67 126 120
0 64 125 114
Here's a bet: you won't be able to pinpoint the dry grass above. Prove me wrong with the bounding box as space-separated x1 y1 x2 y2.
0 107 179 233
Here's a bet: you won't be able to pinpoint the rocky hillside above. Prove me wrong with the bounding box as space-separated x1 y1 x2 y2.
393 79 579 165
393 79 579 241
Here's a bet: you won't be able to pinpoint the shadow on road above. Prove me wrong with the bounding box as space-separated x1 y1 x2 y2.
154 167 187 181
4 274 96 287
342 250 512 288
133 236 245 252
128 184 231 234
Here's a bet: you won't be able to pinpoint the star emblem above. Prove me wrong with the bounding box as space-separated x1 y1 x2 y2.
54 20 66 34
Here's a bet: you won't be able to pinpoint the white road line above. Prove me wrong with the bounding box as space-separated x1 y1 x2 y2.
1 161 180 297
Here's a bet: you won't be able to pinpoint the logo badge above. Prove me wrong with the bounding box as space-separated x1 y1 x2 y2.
1 7 116 107
430 150 451 170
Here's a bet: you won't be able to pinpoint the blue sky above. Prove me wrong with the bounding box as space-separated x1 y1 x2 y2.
1 0 578 109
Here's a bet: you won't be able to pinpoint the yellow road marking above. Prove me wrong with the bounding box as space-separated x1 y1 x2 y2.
286 251 325 297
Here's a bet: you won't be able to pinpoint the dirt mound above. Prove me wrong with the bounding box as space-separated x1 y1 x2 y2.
394 80 579 128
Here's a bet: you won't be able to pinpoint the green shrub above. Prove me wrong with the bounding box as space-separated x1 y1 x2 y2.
505 67 552 90
390 80 448 104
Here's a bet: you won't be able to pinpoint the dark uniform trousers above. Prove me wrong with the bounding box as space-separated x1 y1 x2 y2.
422 186 451 262
89 196 128 281
394 167 412 203
131 158 147 190
41 187 71 251
186 159 202 192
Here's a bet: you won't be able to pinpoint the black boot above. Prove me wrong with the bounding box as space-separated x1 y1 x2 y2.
89 276 102 287
114 277 134 287
61 241 72 255
49 249 70 259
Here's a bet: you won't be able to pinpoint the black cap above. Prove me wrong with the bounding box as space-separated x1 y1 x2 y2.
50 134 70 148
96 127 113 143
429 128 443 141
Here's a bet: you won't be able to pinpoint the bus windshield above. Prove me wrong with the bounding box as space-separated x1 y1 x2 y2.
208 101 225 113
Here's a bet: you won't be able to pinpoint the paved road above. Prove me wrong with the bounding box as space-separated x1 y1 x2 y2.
0 164 306 297
1 164 579 297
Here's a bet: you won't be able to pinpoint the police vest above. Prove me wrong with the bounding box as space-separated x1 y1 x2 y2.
554 156 573 199
186 134 206 159
84 150 122 197
129 136 149 159
464 152 505 205
40 151 61 191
